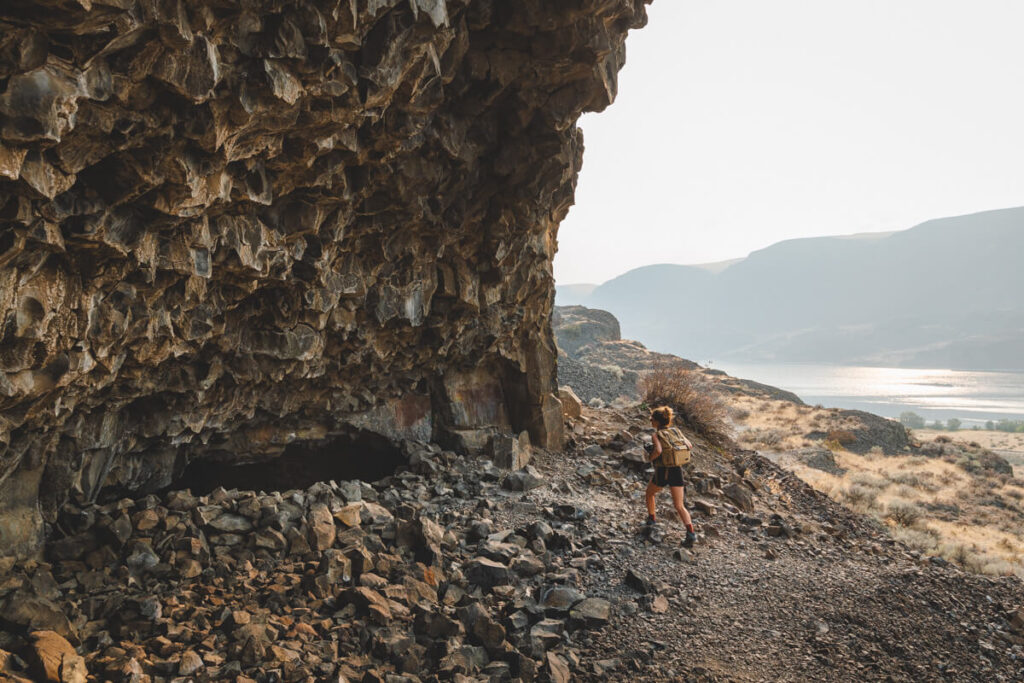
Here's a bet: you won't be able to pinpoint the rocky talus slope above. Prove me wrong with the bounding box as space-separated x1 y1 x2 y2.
0 0 651 558
553 305 691 405
1 404 1021 682
553 305 793 408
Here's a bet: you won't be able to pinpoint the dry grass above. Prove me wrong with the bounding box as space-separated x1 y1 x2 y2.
783 446 1024 578
739 428 784 448
914 429 1024 454
639 363 731 446
704 376 1024 577
727 395 867 453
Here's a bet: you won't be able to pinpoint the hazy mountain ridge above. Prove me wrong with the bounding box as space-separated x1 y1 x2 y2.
558 207 1024 370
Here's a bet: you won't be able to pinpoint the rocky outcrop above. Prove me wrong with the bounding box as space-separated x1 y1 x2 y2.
804 410 911 455
553 304 697 403
0 0 651 557
552 305 621 355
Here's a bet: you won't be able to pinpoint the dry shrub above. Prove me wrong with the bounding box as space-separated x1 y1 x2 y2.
893 484 918 499
842 484 879 510
599 364 625 380
888 472 922 488
892 526 940 552
740 428 783 448
730 407 751 422
1004 487 1024 501
939 542 972 567
886 501 922 527
639 363 730 446
849 472 888 490
827 429 857 446
979 558 1016 577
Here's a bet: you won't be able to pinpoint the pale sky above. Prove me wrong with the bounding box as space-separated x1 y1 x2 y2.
553 0 1024 284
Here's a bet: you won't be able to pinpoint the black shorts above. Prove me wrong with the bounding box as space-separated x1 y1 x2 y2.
652 466 685 488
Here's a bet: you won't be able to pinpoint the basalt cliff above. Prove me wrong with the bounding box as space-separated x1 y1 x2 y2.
0 0 650 557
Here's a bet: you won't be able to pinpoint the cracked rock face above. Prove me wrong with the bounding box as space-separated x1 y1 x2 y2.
0 0 649 557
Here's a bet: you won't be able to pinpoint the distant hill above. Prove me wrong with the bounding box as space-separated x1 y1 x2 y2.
557 207 1024 370
554 283 598 306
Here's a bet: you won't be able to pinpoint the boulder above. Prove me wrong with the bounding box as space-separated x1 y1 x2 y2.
722 483 755 513
502 466 545 492
492 432 532 470
465 558 512 588
539 586 586 614
558 387 584 420
624 569 653 595
26 631 86 683
396 517 444 564
791 447 846 475
307 504 337 551
569 598 611 627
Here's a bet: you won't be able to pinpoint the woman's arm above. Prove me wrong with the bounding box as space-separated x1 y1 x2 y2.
649 433 662 462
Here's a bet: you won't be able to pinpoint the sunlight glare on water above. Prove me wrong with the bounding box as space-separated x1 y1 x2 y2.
715 363 1024 423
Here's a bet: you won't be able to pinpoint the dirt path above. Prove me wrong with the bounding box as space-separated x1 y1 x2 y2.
490 420 1024 682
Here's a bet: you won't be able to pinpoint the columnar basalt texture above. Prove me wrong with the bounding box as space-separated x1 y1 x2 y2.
0 0 650 556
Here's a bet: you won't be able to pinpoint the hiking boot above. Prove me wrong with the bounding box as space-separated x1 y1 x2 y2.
645 515 656 527
682 530 696 548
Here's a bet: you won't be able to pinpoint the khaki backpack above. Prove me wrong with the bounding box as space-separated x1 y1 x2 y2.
656 427 692 467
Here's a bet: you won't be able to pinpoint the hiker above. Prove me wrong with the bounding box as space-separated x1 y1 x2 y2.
645 406 697 548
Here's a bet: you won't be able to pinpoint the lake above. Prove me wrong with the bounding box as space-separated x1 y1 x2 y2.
714 362 1024 426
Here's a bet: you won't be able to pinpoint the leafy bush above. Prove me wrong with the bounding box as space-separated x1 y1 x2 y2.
638 363 731 447
989 419 1024 432
899 411 926 429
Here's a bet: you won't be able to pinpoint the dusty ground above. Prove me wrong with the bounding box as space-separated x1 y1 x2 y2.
493 405 1024 681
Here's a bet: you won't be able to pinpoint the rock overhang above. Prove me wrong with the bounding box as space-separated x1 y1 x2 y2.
0 0 651 557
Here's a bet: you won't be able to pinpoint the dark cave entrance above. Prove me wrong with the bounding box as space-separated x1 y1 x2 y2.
172 431 405 496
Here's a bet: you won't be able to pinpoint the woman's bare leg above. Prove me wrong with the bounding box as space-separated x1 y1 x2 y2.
645 482 661 519
669 486 693 529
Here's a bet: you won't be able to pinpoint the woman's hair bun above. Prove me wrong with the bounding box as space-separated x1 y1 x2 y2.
651 406 673 427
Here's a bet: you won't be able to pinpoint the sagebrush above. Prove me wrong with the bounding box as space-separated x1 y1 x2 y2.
638 363 731 446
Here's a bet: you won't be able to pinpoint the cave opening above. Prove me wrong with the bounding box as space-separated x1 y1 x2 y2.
171 431 405 496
